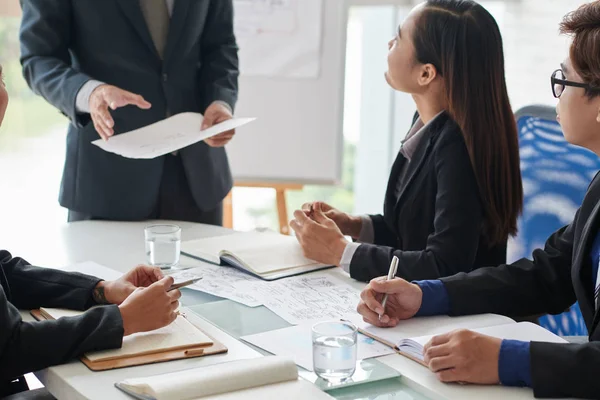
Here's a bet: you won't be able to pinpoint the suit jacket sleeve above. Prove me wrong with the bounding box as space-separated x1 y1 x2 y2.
0 250 124 381
20 0 93 128
369 214 401 248
198 0 239 112
440 213 577 317
528 341 600 399
350 138 486 282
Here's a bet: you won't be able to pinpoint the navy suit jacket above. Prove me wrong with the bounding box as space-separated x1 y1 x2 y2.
20 0 239 218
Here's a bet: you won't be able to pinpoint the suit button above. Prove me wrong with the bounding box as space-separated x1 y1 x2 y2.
162 73 168 82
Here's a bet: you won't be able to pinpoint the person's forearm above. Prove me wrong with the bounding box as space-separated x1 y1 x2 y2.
1 250 101 310
0 303 123 381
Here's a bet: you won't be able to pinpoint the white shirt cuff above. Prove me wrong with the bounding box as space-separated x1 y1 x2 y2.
211 100 233 114
75 80 105 114
357 215 375 243
340 242 362 273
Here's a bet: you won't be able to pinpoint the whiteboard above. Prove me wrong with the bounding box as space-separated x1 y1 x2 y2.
234 0 323 78
228 0 347 185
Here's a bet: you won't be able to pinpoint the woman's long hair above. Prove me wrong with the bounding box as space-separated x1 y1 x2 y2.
413 0 523 246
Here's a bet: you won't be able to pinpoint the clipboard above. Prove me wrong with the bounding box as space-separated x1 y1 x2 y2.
31 309 228 371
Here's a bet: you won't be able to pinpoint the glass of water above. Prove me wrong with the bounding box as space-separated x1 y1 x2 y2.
144 224 181 269
312 320 358 381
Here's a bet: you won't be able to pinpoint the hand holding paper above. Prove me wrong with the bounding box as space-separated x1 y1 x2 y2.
92 112 255 159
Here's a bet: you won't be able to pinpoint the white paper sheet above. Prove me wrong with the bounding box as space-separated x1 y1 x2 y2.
167 265 265 308
92 113 255 159
241 323 395 371
237 273 362 324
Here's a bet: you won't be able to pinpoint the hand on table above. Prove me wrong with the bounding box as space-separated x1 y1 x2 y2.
202 102 235 147
290 202 349 266
89 84 151 141
118 276 181 336
301 201 363 239
94 265 165 305
423 330 501 385
356 277 423 327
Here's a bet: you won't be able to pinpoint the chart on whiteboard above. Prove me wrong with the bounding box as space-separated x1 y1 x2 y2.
234 0 323 78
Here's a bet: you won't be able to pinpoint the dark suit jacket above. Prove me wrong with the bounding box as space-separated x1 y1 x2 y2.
350 112 506 282
19 0 239 219
441 173 600 399
0 250 123 397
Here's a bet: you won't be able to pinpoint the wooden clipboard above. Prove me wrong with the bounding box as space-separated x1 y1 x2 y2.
31 309 228 371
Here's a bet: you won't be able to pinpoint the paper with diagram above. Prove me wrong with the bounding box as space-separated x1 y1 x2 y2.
168 265 265 308
234 0 323 78
92 113 255 159
237 273 362 324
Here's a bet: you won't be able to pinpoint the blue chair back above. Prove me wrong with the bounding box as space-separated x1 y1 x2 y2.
511 105 599 336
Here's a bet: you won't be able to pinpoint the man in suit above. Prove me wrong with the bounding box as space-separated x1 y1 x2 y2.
19 0 239 224
356 4 600 398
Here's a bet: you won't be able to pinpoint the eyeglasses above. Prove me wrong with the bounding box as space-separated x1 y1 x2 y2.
551 69 591 98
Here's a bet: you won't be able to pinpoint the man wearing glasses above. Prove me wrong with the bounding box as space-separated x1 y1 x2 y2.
356 2 600 398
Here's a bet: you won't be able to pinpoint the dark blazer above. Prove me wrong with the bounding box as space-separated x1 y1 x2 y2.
19 0 239 219
441 173 600 399
0 250 123 397
350 112 506 282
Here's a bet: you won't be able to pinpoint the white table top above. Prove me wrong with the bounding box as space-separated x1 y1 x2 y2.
5 221 573 400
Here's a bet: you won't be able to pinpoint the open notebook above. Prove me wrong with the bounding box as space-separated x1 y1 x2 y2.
353 316 566 367
180 231 333 281
40 308 213 362
115 356 333 400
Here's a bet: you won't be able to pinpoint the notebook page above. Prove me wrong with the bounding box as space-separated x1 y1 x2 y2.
346 313 514 347
118 357 298 400
182 232 323 275
398 322 567 364
181 232 279 265
86 315 212 362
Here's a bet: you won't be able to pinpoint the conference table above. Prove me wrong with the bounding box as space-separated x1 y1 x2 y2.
6 220 561 400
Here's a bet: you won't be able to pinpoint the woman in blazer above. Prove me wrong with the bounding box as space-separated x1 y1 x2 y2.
291 0 523 282
356 3 600 397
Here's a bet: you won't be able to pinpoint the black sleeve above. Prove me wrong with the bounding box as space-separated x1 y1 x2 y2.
369 214 400 248
350 139 486 282
0 250 101 310
20 0 93 127
0 250 123 382
440 214 576 318
198 0 239 111
529 341 600 399
0 287 123 382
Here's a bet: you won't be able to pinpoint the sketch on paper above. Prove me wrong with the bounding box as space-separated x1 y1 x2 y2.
233 0 323 78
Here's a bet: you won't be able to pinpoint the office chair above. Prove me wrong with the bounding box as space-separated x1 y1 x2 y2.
511 105 599 336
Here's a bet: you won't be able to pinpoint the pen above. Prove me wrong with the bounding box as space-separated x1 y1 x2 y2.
379 256 399 321
168 277 202 292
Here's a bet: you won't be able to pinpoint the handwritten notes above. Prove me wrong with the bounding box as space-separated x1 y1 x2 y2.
171 267 362 325
238 273 362 324
168 265 264 308
92 113 255 159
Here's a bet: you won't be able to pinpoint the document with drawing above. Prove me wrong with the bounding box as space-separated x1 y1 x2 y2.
92 113 255 159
